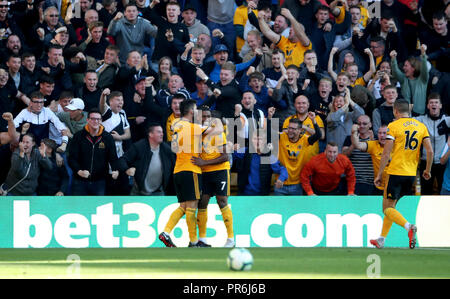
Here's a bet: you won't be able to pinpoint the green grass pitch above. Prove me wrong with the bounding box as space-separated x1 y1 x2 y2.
0 247 449 279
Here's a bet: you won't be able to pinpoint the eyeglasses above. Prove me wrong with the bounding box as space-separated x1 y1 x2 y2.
0 5 10 8
48 14 59 17
31 100 45 104
89 117 102 122
358 122 369 125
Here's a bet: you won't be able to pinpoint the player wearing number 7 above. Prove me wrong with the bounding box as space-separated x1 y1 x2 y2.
191 106 235 248
371 99 433 249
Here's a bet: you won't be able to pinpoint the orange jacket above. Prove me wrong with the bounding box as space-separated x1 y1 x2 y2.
300 153 356 195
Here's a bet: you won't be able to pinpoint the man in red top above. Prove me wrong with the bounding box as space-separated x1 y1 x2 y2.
300 142 356 196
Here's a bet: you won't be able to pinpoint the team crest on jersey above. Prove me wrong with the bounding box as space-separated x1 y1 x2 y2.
288 150 300 157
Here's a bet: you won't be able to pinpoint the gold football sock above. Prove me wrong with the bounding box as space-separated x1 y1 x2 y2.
221 205 234 239
380 216 393 238
197 208 208 239
384 207 407 228
186 208 198 244
164 207 185 234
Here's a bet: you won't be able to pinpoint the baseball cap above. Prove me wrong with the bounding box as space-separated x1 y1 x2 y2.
136 76 146 83
65 98 85 111
55 26 68 35
213 44 228 54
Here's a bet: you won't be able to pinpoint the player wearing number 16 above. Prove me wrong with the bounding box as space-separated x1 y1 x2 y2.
371 99 433 249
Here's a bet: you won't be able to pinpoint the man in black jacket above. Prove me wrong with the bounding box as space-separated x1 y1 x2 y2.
117 124 175 196
68 108 119 195
196 61 242 119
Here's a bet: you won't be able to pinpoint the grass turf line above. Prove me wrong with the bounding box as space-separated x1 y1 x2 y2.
0 247 449 279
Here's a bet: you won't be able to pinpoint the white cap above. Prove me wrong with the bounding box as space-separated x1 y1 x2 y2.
65 98 85 111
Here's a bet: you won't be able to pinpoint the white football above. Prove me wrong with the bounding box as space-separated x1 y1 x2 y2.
227 248 253 271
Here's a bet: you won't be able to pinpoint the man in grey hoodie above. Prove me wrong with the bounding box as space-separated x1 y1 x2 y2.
107 2 157 64
182 4 210 42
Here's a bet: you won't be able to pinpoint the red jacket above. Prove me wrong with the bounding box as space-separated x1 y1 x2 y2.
300 153 356 195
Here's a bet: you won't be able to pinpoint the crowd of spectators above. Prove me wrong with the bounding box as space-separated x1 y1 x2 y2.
0 0 448 197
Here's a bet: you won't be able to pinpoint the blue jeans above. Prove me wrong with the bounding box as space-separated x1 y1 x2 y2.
71 178 106 196
274 184 303 196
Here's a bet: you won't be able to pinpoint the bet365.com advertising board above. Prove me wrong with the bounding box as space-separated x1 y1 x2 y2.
0 196 448 248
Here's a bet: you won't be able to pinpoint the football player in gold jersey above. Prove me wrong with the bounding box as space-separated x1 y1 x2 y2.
159 99 218 248
192 107 235 247
371 99 433 249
